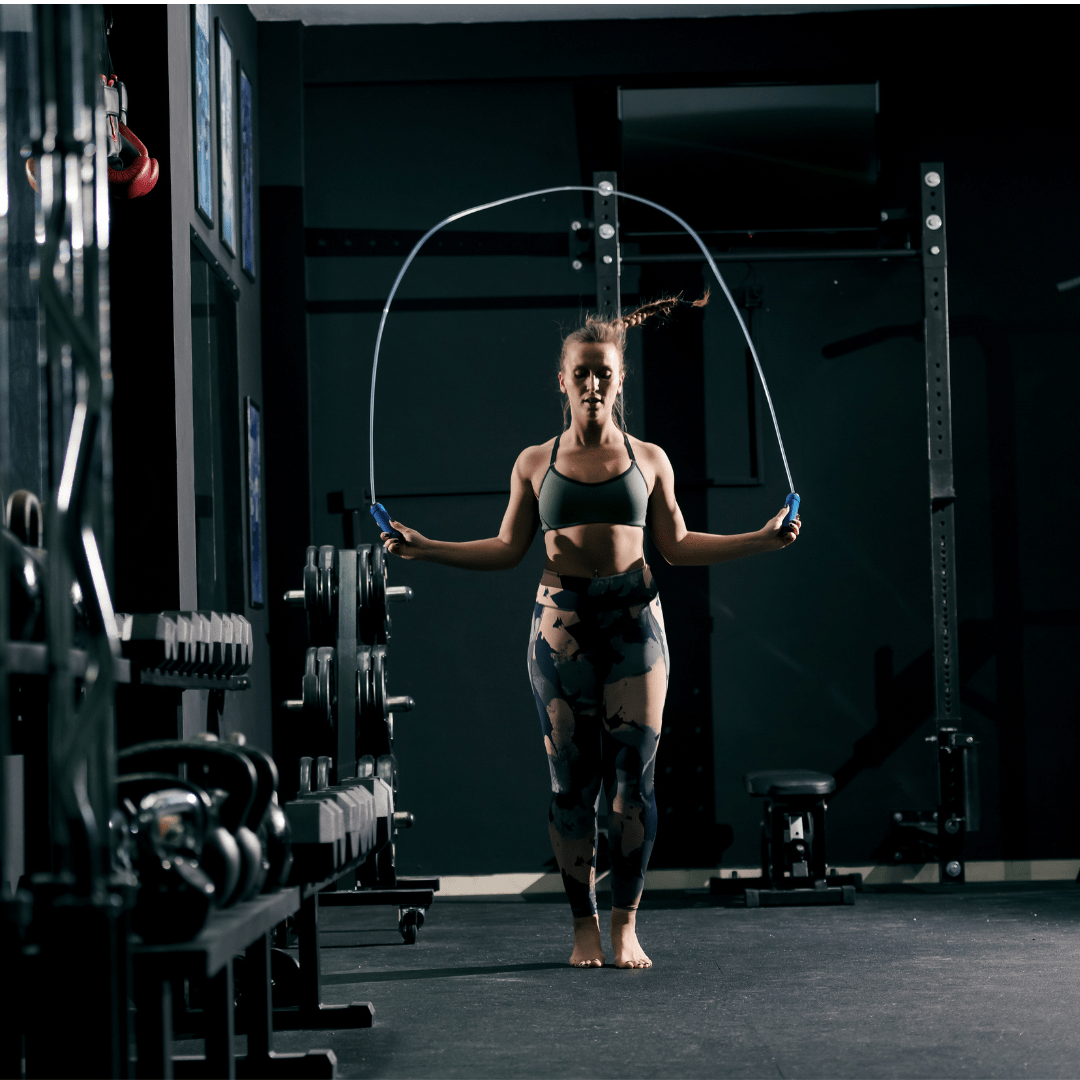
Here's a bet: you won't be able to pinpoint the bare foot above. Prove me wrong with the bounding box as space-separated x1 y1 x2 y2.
611 908 652 968
569 914 605 967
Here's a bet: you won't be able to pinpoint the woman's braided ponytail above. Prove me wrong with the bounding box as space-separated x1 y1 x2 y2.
558 289 710 430
617 289 710 331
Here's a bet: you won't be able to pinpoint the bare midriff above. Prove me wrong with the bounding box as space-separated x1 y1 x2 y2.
543 522 646 579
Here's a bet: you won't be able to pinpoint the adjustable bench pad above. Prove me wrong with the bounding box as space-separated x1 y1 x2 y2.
745 770 836 797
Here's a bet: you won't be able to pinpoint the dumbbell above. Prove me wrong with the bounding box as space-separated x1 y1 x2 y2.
234 615 253 675
173 612 209 675
303 755 374 863
189 612 228 676
213 612 252 677
353 766 397 888
333 777 377 856
316 754 381 860
113 612 180 673
121 612 198 675
159 613 191 673
357 543 413 645
284 545 338 644
283 756 346 880
200 612 227 674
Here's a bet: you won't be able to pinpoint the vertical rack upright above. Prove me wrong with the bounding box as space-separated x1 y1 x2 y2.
16 7 130 1076
920 162 978 881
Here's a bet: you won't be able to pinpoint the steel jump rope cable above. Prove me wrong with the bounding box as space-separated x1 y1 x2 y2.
368 183 799 540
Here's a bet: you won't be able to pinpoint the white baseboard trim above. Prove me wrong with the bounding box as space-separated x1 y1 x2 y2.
434 860 1079 897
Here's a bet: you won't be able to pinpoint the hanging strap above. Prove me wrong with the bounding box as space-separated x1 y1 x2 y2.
623 433 637 463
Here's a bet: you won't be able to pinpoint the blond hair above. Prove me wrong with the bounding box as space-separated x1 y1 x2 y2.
559 290 710 430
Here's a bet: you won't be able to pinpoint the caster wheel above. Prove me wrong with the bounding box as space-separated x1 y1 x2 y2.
399 907 424 944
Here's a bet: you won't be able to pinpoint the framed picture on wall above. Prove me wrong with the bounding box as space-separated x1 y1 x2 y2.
240 66 255 281
245 397 264 608
217 19 236 256
193 3 212 225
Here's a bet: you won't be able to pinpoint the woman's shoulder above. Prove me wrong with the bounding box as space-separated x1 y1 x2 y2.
626 434 670 468
514 438 557 476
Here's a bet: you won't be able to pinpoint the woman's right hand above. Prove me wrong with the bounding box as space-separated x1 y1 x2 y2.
381 521 429 560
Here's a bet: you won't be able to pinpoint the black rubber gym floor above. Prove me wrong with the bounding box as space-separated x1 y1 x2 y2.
198 882 1080 1078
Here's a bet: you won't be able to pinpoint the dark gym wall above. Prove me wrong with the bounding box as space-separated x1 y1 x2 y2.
172 4 270 747
289 5 1078 874
258 21 310 799
300 76 608 874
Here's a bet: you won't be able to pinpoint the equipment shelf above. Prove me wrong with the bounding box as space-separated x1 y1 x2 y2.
132 888 344 1079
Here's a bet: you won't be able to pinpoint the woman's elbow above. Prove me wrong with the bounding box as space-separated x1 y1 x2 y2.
499 537 531 570
654 538 681 566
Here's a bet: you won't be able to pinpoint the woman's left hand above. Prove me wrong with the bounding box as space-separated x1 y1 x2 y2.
764 506 801 549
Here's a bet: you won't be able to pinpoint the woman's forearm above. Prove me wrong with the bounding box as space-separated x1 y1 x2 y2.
415 536 524 571
665 529 775 567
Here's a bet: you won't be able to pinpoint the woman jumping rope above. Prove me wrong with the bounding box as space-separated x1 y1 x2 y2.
380 293 801 968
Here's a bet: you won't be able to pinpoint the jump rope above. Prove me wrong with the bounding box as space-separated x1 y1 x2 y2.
367 183 799 542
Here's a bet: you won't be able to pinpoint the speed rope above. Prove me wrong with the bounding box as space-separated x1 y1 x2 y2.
367 183 799 539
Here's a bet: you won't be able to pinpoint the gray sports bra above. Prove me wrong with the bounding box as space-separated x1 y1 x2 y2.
537 433 650 532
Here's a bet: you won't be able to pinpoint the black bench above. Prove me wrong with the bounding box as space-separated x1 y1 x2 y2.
710 770 860 906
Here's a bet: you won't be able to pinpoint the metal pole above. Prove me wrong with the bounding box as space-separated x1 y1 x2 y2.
920 162 973 885
593 171 620 317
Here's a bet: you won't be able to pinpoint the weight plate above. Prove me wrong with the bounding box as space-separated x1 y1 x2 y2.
372 646 387 724
316 545 339 641
316 646 337 729
371 545 387 611
357 543 372 612
356 645 373 719
301 646 319 717
302 546 319 640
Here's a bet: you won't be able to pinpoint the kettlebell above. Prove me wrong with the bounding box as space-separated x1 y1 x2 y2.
2 528 45 641
263 791 294 890
200 736 268 902
3 488 92 644
6 489 43 547
117 773 217 942
228 737 293 891
118 740 260 907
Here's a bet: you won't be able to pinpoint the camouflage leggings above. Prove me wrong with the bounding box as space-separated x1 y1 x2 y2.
527 565 670 917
